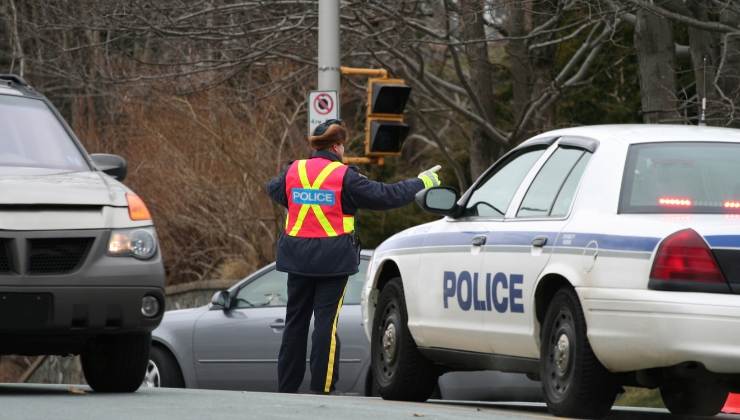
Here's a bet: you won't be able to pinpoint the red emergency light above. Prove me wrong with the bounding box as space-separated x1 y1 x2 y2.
658 197 693 207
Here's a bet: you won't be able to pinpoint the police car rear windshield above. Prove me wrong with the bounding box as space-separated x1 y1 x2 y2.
621 142 740 213
0 95 88 171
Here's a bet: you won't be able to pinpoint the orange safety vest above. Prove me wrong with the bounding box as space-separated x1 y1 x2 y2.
284 158 355 238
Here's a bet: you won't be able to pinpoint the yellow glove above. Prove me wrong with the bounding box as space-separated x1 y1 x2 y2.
418 165 442 189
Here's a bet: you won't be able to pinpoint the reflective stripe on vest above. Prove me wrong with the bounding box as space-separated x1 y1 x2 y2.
285 159 355 238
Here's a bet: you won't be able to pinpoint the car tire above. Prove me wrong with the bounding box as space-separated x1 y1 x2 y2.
371 277 437 402
660 380 728 416
82 332 151 393
540 288 617 418
145 345 185 388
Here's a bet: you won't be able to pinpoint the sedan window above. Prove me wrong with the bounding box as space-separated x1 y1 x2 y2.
234 259 369 309
0 95 88 171
517 148 590 218
466 148 546 217
234 270 288 309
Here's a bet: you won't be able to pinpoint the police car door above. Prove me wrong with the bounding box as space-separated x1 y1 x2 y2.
479 137 595 359
418 142 553 353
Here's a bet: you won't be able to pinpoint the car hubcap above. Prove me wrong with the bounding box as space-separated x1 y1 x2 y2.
382 323 397 363
554 333 570 374
546 309 575 401
143 359 161 388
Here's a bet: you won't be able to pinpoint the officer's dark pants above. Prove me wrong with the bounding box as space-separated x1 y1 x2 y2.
278 273 349 393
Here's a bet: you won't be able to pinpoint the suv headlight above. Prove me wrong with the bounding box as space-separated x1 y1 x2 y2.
108 228 158 260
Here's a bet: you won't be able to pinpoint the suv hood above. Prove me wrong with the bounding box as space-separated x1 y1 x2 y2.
0 168 126 206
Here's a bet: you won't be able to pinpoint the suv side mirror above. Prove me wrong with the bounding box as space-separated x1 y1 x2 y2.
415 187 460 216
210 290 231 311
90 153 128 181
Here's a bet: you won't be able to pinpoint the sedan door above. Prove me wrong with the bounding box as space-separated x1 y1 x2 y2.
479 138 595 358
192 260 371 393
416 143 552 353
192 267 289 391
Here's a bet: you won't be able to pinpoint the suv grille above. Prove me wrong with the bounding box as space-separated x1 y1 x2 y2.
0 240 11 273
27 238 93 274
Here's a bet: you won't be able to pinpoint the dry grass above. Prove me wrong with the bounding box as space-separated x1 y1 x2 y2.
74 80 309 285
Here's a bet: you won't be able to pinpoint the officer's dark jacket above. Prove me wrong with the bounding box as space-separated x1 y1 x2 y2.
266 150 424 276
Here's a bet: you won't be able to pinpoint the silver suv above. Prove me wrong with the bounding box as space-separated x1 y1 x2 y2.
0 74 165 392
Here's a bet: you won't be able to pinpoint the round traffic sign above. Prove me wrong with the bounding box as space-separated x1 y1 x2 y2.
313 93 334 115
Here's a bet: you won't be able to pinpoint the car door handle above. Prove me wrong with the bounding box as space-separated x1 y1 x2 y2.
269 319 285 330
531 236 548 248
471 235 487 247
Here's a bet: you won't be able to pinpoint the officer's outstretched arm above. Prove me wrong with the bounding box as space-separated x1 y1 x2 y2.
344 168 425 211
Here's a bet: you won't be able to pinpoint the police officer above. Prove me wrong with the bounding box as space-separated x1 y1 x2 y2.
266 119 440 394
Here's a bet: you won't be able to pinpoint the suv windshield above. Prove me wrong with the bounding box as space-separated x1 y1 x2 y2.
621 142 740 213
0 95 88 171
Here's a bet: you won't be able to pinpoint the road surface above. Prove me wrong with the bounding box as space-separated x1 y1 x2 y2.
1 384 738 420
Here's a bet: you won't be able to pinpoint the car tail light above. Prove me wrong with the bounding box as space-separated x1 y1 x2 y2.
650 229 725 285
126 193 152 221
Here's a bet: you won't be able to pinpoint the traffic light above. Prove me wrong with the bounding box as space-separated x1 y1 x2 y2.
365 78 411 157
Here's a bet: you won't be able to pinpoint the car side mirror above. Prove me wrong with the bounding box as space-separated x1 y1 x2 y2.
90 153 128 181
415 186 460 216
210 290 231 311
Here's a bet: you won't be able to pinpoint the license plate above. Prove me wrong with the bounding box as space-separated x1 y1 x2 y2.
0 293 52 329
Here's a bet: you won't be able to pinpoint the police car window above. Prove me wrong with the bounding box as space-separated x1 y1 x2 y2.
518 148 586 218
235 269 288 308
551 152 591 217
466 149 546 217
0 95 88 171
621 142 740 213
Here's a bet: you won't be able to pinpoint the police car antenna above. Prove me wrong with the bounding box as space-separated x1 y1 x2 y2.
699 55 707 126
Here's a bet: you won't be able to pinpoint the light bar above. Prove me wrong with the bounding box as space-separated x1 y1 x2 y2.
658 197 693 207
724 200 740 209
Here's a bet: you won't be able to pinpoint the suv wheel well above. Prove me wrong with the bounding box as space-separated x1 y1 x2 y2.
535 274 573 323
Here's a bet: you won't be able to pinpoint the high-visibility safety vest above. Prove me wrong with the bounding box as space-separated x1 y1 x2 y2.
284 158 355 238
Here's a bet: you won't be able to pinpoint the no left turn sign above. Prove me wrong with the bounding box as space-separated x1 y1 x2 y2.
308 91 339 135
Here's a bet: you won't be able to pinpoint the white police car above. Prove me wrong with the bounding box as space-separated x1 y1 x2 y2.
361 125 740 418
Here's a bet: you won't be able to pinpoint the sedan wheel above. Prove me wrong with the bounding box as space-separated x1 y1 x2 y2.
371 278 437 402
143 359 161 388
145 345 185 388
540 288 618 418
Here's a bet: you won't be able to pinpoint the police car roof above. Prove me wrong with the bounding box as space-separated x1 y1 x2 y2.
526 124 740 145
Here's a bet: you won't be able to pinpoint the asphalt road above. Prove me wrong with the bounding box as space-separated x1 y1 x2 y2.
1 384 739 420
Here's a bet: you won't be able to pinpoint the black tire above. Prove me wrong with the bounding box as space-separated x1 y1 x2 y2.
371 278 437 401
540 288 618 418
147 345 185 388
660 380 728 417
82 332 151 393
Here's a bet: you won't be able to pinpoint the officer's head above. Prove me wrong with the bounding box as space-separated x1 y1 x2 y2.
308 119 346 159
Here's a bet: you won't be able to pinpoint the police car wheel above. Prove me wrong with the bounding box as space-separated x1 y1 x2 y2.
81 332 151 393
371 278 437 402
660 380 727 416
540 288 617 418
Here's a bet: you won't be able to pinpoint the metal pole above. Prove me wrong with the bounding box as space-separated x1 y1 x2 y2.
318 0 340 113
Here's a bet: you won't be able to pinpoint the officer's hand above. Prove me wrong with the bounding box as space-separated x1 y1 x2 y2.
418 165 442 189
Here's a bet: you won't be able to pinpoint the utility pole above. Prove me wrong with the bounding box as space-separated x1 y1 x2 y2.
318 0 341 113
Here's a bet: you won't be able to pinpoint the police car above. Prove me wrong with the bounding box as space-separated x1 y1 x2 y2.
361 125 740 418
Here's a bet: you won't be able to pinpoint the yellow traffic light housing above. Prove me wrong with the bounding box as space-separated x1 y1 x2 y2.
365 78 411 157
340 66 412 165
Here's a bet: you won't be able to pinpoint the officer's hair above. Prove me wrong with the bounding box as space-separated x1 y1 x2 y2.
308 124 346 150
